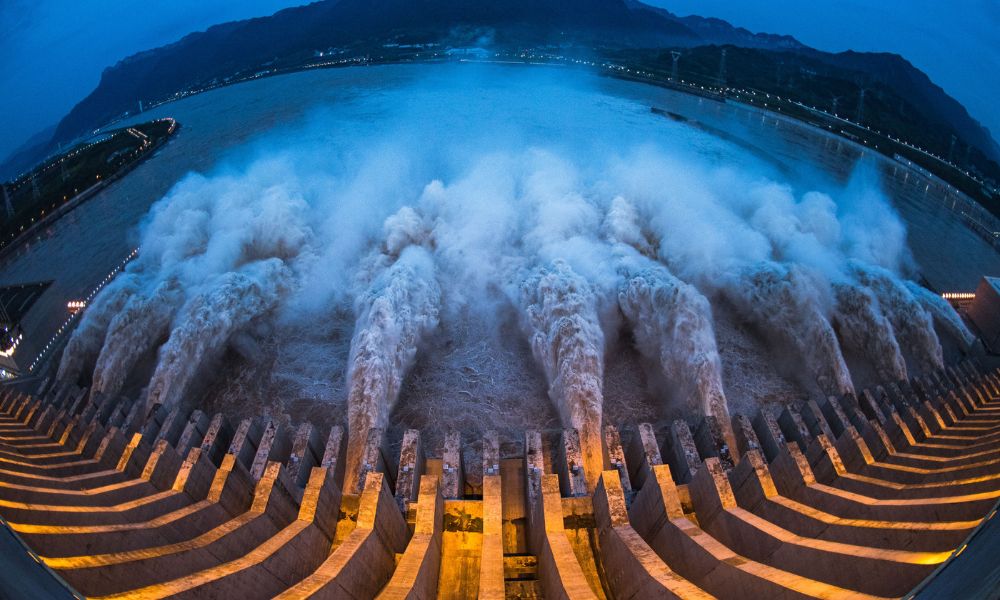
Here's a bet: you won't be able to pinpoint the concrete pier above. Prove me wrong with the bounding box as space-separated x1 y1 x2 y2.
0 360 998 598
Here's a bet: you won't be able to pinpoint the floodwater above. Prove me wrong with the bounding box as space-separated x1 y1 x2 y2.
3 62 997 452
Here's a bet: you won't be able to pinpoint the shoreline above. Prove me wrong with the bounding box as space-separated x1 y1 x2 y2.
0 121 179 263
84 53 995 222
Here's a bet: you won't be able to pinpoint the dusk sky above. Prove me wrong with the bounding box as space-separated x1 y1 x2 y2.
2 0 998 162
0 0 302 160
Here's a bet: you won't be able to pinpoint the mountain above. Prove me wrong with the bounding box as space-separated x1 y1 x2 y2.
18 0 1000 181
0 124 57 181
802 49 1000 164
627 0 805 50
45 0 808 148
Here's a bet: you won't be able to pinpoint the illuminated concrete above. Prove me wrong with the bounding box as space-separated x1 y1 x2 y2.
0 362 997 598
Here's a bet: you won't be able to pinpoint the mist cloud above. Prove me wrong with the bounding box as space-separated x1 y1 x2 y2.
57 67 969 481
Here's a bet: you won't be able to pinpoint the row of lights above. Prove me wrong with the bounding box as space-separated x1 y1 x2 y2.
477 50 1000 243
486 50 992 193
25 248 139 374
9 117 176 189
4 119 177 251
56 33 993 195
789 98 988 187
8 137 113 188
0 333 23 358
941 292 976 300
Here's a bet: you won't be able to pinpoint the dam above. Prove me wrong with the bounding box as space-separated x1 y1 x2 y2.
2 64 999 598
1 363 999 598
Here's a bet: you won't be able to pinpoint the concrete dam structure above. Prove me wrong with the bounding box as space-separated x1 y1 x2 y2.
1 362 999 599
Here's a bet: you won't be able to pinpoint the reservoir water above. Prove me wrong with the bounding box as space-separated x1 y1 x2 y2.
4 62 997 448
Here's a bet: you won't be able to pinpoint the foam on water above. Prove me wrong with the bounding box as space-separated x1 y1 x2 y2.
51 65 983 476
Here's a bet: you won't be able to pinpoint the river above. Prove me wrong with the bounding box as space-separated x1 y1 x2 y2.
2 62 996 444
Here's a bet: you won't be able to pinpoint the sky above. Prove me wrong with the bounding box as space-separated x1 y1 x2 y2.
1 0 998 162
0 0 303 161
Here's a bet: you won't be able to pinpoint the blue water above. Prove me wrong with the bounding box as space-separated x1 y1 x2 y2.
2 62 997 375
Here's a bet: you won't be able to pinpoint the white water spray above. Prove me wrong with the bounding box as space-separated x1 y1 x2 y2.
831 282 909 382
90 277 184 400
904 281 977 349
851 261 944 372
56 272 141 384
343 207 441 492
144 259 292 414
725 263 855 395
605 196 732 433
518 259 605 488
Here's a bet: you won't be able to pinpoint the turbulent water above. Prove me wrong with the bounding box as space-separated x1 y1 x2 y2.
904 281 977 349
43 64 990 480
851 262 945 372
144 260 292 415
618 265 727 415
344 208 441 492
518 260 606 488
55 273 141 384
831 282 908 382
90 277 183 401
723 263 855 396
607 197 733 443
